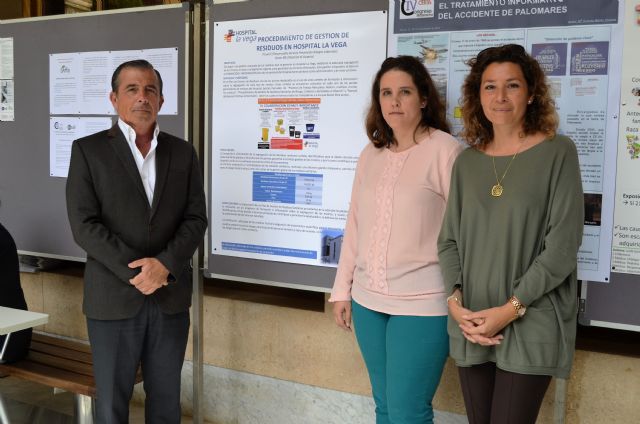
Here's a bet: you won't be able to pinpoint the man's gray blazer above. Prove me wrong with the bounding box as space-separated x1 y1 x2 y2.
66 125 207 320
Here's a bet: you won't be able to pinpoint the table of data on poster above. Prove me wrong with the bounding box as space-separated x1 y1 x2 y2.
252 172 322 205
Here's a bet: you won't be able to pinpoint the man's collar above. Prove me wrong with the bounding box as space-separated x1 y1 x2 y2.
117 119 160 144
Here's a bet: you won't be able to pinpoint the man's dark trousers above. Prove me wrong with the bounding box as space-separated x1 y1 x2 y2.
87 298 190 424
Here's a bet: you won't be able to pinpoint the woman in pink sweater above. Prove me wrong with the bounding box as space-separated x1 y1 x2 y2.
330 56 462 424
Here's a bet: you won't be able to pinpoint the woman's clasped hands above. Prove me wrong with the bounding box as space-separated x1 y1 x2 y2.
449 295 517 346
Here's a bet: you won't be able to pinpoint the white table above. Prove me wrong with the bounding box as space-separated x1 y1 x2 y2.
0 306 48 361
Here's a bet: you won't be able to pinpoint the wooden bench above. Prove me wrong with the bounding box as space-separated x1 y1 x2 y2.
0 332 141 423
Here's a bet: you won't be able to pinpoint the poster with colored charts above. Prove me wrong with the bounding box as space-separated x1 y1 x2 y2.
611 1 640 275
388 0 624 282
210 11 387 267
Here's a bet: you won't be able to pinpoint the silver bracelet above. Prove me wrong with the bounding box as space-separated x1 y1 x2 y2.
446 293 461 306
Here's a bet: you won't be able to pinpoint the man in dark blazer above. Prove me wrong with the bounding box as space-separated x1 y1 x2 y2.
66 60 207 424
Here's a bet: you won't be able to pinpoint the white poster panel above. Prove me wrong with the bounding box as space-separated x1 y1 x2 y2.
0 80 14 122
611 1 640 275
0 37 13 79
1 37 15 121
49 117 113 178
211 11 387 267
49 48 178 115
388 0 623 282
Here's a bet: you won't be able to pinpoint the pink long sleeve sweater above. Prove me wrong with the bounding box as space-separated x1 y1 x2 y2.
329 129 462 316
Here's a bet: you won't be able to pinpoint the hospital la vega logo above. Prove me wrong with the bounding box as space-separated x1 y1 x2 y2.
223 29 258 43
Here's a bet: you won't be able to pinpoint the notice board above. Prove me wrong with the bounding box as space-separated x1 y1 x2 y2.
0 4 188 260
205 0 389 291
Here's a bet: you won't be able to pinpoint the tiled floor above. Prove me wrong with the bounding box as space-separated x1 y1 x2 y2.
0 376 194 424
0 374 467 423
434 411 468 424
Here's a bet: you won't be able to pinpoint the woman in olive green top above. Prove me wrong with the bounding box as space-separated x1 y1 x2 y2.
437 44 584 424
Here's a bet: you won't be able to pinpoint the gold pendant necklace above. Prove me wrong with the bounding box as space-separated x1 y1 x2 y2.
491 180 504 197
490 136 526 197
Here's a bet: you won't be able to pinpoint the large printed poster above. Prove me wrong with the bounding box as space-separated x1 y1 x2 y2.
611 1 640 275
211 12 387 267
389 0 623 282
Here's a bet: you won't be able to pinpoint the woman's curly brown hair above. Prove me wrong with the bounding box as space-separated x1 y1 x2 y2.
366 56 451 149
459 44 558 148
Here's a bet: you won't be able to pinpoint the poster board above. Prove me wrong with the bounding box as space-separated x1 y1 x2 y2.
579 0 640 331
0 4 188 260
205 0 389 291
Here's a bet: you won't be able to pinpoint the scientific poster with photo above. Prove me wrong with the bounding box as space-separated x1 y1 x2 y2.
611 1 640 275
388 0 623 282
49 47 178 115
210 11 387 266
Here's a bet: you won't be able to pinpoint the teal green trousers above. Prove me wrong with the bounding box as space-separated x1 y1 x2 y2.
352 301 449 424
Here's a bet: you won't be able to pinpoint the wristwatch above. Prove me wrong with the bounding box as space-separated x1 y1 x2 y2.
509 296 526 318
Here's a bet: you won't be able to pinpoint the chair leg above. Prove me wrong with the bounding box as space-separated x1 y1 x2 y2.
74 394 94 424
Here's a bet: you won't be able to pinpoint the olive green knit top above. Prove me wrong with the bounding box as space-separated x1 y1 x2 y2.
438 135 584 378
